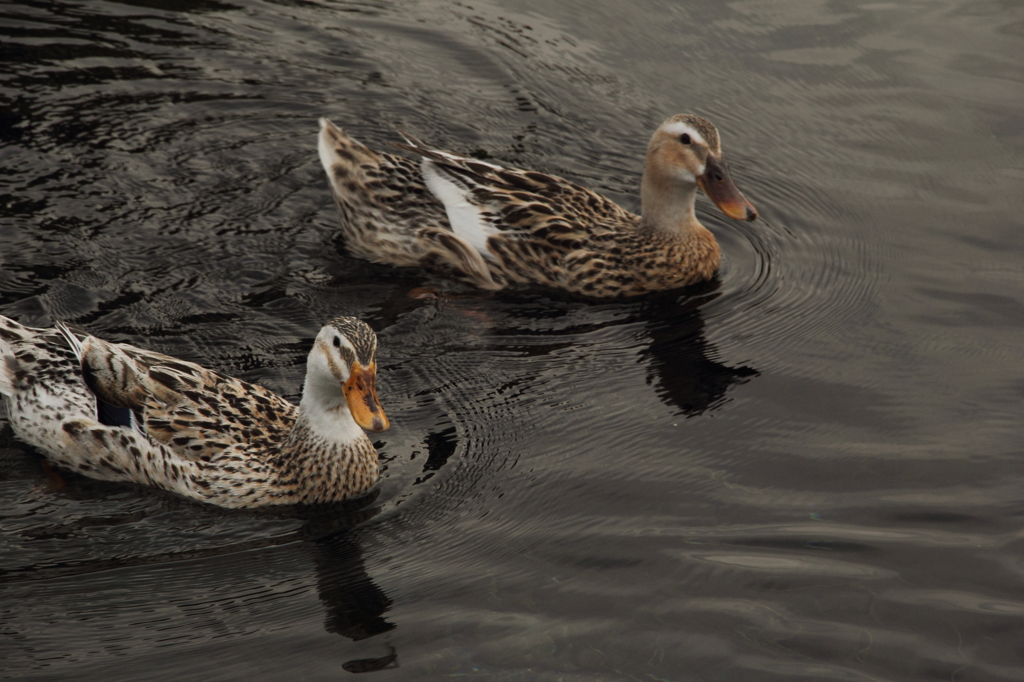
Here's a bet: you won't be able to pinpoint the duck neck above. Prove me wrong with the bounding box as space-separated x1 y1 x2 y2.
287 371 366 453
274 372 377 503
640 168 705 238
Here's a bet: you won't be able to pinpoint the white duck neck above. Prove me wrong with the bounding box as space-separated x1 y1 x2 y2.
291 353 365 447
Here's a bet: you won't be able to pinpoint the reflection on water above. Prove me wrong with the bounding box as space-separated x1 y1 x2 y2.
636 287 758 415
314 536 394 641
3 0 1024 679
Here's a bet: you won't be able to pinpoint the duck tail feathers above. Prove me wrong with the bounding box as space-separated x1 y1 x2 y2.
0 315 34 397
55 321 85 361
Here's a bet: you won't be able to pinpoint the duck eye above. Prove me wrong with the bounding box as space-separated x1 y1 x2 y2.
332 337 341 348
680 133 691 145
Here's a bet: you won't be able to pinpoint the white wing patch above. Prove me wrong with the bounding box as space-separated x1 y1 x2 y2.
421 159 499 260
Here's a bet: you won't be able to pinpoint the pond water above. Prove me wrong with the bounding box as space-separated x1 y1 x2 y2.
2 0 1023 679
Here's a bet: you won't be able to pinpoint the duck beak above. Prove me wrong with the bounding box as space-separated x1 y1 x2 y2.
343 362 390 432
697 154 758 221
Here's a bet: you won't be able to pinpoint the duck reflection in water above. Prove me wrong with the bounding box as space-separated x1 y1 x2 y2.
290 495 400 673
427 284 759 417
637 283 758 415
295 421 457 673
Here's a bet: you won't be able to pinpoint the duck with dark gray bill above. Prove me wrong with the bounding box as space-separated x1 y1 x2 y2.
319 114 757 298
0 315 388 508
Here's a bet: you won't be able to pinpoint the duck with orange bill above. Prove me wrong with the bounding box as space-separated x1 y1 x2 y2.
0 315 388 508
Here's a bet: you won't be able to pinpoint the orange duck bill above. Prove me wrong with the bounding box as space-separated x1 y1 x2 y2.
343 362 390 432
697 154 758 222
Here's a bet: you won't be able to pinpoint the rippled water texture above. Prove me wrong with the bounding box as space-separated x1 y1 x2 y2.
2 0 1024 679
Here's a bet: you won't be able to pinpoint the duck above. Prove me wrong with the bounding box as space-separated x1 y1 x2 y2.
0 315 389 508
318 114 757 298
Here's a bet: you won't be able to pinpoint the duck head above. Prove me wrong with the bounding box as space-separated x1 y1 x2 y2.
306 317 389 433
642 114 757 228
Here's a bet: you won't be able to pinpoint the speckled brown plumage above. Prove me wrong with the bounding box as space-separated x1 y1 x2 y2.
318 114 757 298
0 315 388 508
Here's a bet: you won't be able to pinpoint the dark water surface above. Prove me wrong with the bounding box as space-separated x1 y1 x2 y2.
2 0 1024 679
